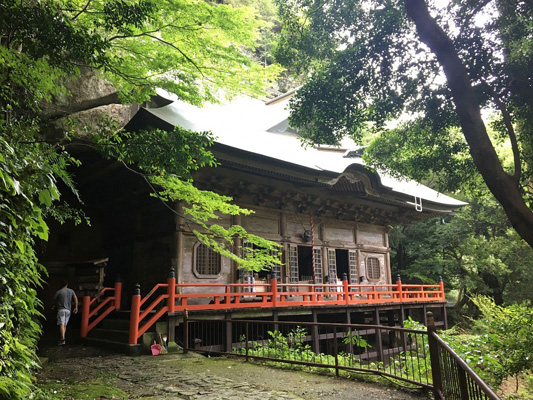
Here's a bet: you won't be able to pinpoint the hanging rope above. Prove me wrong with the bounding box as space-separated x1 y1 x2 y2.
310 212 316 283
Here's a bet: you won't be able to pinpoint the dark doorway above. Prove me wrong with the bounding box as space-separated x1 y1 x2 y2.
297 246 314 281
336 249 350 282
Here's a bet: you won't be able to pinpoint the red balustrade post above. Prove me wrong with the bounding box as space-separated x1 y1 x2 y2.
225 285 231 305
438 276 445 301
114 276 122 310
271 278 278 307
343 275 349 305
80 295 90 337
129 284 141 345
167 268 176 313
396 274 403 301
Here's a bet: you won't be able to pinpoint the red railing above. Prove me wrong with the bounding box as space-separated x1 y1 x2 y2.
128 274 445 344
80 279 122 337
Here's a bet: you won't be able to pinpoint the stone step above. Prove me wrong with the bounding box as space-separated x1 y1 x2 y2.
98 318 131 331
83 337 144 356
88 327 130 343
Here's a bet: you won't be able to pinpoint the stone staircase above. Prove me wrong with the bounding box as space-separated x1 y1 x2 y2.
84 310 144 355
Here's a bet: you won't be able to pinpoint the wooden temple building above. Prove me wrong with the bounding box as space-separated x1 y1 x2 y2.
40 91 466 352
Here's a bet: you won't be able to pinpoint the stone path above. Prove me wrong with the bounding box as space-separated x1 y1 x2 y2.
37 346 429 399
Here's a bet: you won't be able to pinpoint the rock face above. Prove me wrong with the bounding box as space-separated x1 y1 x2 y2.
41 69 136 138
51 103 136 137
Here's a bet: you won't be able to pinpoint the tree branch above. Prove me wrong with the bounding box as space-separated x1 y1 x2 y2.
71 0 92 21
482 80 521 183
404 0 533 247
110 32 207 79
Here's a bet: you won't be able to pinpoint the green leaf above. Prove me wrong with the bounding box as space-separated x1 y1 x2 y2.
14 241 24 253
38 189 52 207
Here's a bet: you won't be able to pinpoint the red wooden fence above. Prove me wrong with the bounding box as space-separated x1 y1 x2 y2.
127 275 445 344
80 279 122 338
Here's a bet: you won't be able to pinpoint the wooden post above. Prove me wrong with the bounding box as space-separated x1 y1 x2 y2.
396 274 403 301
343 273 349 305
225 313 232 353
128 284 141 345
333 326 339 377
80 295 90 338
183 309 189 354
399 305 408 352
443 303 449 330
271 278 277 307
438 276 445 301
345 309 353 355
114 277 122 310
427 312 443 399
167 268 176 313
312 309 320 355
273 310 279 333
245 322 249 362
374 308 383 362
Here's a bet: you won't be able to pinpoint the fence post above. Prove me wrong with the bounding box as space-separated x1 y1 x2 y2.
128 284 141 345
80 295 90 338
427 311 443 399
245 322 249 362
167 268 176 313
225 313 232 353
396 274 403 301
458 364 470 399
343 273 349 305
183 309 189 354
114 276 122 310
271 278 277 307
438 276 445 301
333 326 339 377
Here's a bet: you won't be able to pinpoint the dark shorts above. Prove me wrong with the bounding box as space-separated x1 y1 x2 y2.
57 309 71 326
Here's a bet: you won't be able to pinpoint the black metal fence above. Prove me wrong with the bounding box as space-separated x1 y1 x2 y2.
429 329 499 400
181 313 499 399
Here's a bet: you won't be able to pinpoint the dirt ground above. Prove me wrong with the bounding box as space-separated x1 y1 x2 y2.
36 341 430 400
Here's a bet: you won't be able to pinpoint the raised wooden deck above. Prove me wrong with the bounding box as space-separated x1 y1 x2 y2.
81 278 446 345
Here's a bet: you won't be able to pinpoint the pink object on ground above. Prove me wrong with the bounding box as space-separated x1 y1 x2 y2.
151 341 161 355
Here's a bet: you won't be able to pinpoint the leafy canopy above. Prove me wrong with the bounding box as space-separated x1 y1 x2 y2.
0 0 281 398
273 0 532 244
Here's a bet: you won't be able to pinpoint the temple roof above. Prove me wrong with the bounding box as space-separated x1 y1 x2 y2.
139 93 467 212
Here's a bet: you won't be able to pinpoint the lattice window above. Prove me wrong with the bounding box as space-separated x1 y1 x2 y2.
313 247 323 291
366 257 381 281
349 250 357 289
289 245 299 284
194 243 221 276
327 249 337 281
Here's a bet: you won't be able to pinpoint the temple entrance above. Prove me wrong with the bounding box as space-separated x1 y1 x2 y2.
335 249 350 282
297 246 314 281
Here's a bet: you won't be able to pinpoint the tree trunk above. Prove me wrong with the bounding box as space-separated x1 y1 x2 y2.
405 0 533 248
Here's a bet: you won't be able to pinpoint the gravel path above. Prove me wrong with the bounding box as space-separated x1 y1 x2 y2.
37 345 429 400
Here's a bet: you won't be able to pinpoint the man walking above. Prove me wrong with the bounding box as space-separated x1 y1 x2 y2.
52 280 78 345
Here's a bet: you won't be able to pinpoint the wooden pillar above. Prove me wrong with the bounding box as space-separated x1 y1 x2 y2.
173 201 184 289
312 309 320 354
225 312 232 353
399 306 408 352
128 284 141 345
387 310 395 347
427 312 443 399
374 308 383 362
273 310 279 332
443 304 449 330
232 215 242 284
280 212 288 283
168 315 177 343
345 309 353 355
